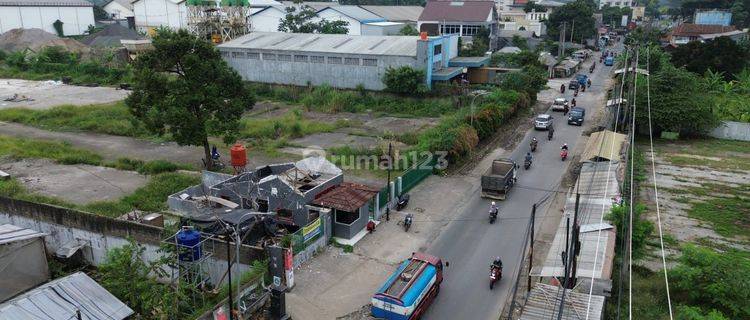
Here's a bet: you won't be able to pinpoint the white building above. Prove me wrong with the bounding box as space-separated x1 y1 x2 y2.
132 0 188 34
250 5 286 32
316 5 387 36
0 0 95 36
102 0 135 19
599 0 635 9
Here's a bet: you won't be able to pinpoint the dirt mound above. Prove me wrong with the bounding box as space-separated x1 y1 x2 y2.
81 24 144 47
0 28 89 53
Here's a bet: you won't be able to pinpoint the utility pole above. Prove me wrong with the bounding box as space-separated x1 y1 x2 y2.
570 20 575 43
385 142 392 221
527 203 536 293
570 193 581 288
225 233 234 320
558 22 566 57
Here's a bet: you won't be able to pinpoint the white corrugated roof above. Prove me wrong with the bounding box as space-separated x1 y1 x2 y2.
0 224 45 245
360 5 423 22
0 0 93 6
519 283 605 320
0 272 134 320
218 32 419 56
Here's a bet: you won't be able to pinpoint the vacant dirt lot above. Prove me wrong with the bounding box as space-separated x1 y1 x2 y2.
0 158 147 204
640 139 750 270
0 79 129 110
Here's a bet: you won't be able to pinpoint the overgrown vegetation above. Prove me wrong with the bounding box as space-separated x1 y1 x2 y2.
0 102 150 137
249 83 455 117
382 66 428 95
95 239 268 319
239 108 350 139
0 46 132 85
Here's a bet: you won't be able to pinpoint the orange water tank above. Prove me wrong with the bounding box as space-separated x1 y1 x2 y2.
230 144 247 167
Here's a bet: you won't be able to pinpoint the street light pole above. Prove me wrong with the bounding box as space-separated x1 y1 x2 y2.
225 233 234 320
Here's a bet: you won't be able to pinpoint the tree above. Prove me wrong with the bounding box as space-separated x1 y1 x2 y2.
601 5 632 26
126 29 254 170
671 245 750 319
676 306 729 320
634 64 718 137
523 1 547 13
545 0 596 43
278 5 320 33
318 19 349 34
670 37 750 81
460 26 489 56
382 66 427 95
399 24 420 36
511 35 529 50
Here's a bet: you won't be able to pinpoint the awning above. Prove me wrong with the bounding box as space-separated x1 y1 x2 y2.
431 67 464 81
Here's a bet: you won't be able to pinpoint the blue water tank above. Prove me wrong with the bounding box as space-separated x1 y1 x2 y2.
176 228 202 262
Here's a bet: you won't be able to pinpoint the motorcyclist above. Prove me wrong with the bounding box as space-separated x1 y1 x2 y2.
560 84 565 93
571 98 576 107
530 137 538 149
587 79 592 88
489 201 498 216
561 143 569 151
525 152 533 163
492 257 503 270
548 126 555 139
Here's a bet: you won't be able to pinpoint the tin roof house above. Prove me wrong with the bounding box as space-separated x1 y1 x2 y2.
0 224 48 302
312 182 380 243
418 0 498 45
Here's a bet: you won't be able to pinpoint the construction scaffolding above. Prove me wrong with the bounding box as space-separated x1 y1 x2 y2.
187 0 251 43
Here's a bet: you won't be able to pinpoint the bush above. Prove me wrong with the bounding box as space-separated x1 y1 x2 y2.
382 66 428 95
1 47 131 85
606 204 653 260
138 160 180 175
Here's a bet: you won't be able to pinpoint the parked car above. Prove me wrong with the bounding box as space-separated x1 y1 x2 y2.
551 98 568 111
534 114 554 130
568 107 585 126
568 79 580 90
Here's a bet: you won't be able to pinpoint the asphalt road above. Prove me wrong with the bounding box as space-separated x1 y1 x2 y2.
423 52 617 320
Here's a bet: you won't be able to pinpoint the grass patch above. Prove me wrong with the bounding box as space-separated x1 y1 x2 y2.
0 102 150 137
688 195 750 238
239 108 349 140
0 135 102 165
657 138 750 171
106 158 192 175
0 178 75 207
0 47 132 86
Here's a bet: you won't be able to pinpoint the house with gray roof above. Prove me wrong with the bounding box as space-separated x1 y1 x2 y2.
361 5 424 24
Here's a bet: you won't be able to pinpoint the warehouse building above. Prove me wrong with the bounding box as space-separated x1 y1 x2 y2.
0 0 95 36
218 32 464 90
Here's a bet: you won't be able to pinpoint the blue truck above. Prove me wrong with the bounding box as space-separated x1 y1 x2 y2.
372 252 444 320
605 55 614 66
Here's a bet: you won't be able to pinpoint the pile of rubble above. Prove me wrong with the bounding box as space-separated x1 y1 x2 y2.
0 28 89 53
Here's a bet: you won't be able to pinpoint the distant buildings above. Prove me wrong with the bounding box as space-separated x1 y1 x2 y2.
418 0 498 42
694 9 732 27
0 0 95 36
132 0 187 34
102 0 134 19
667 23 740 46
497 0 563 37
218 32 465 90
598 0 636 9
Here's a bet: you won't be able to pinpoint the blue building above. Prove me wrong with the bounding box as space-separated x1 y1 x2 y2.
694 9 732 27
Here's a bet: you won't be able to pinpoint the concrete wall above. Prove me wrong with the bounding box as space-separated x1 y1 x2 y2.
292 210 331 268
709 121 750 141
0 197 264 286
133 0 187 33
221 48 418 90
0 6 95 35
332 205 368 239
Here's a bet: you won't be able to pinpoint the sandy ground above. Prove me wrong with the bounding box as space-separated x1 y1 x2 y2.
639 147 750 271
0 79 129 110
0 158 147 204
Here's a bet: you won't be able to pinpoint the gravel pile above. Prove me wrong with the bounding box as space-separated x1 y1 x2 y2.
0 28 89 53
81 24 144 47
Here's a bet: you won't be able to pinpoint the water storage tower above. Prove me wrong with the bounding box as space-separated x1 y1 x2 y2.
220 0 251 42
164 226 215 304
187 0 250 43
230 143 248 174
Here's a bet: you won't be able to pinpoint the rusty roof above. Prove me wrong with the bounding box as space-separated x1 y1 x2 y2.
671 23 736 37
419 0 495 22
312 182 379 212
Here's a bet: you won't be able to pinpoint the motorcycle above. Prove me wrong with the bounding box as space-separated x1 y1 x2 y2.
489 209 498 224
403 213 413 232
548 130 554 141
490 266 502 290
524 159 532 170
561 149 568 161
530 140 538 152
560 84 565 94
396 194 410 211
574 89 579 97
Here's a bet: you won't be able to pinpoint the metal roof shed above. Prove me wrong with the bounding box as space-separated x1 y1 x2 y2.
519 283 605 320
0 224 48 302
0 272 134 320
580 130 627 162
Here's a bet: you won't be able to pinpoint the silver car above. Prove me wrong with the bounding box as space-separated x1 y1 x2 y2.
551 98 568 111
534 114 554 130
